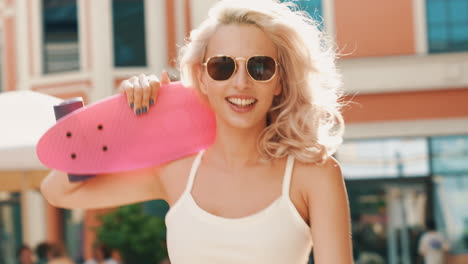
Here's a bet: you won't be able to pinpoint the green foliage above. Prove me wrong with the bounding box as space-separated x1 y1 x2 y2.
96 204 168 264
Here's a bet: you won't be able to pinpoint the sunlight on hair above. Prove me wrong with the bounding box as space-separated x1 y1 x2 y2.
178 0 344 164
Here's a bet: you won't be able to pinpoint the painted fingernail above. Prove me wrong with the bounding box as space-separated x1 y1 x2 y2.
136 108 141 115
149 99 154 106
130 103 134 109
142 106 147 113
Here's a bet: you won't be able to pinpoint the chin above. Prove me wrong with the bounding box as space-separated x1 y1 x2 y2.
224 115 266 130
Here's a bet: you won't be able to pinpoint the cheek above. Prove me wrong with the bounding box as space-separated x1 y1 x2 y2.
203 84 223 107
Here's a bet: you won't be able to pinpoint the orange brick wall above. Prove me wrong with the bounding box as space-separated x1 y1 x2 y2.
343 88 468 123
334 0 415 58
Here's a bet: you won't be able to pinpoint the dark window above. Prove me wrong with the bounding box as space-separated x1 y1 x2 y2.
42 0 80 73
62 209 84 262
426 0 468 53
0 193 23 264
112 0 147 67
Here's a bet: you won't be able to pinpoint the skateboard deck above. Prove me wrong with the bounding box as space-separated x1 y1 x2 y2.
37 82 216 174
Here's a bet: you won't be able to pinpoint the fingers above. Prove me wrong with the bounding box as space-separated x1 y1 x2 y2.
119 71 169 116
148 75 160 106
119 80 134 109
161 70 171 85
132 76 143 115
139 74 151 114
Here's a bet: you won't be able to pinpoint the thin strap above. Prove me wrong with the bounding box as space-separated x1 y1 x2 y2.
183 150 205 195
282 155 295 196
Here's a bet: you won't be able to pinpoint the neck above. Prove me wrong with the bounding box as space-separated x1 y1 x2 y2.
206 120 268 168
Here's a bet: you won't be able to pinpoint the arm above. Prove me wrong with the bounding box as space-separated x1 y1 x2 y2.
42 72 171 209
306 158 353 263
41 166 166 209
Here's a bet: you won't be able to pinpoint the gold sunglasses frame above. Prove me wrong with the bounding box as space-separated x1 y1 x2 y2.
201 55 280 82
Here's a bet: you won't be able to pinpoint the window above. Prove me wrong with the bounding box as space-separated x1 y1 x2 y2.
112 0 147 67
431 136 468 253
336 138 430 179
281 0 323 26
431 135 468 175
434 175 468 253
339 135 468 256
426 0 468 53
42 0 80 73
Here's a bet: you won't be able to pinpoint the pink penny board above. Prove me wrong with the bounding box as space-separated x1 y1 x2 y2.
37 82 216 174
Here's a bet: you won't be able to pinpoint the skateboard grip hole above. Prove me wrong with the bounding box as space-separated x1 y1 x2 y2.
98 124 103 130
102 145 108 152
71 153 77 159
66 132 72 138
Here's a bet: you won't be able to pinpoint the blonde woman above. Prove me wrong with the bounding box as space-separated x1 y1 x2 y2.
41 0 353 263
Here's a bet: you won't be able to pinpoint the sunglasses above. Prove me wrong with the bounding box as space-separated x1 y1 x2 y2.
202 55 280 82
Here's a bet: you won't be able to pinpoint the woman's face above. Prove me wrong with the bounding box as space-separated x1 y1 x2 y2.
198 24 281 130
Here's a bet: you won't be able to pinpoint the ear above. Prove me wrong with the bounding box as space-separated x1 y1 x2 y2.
273 80 282 96
196 64 208 95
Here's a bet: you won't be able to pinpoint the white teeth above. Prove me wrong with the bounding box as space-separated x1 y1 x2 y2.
227 97 256 106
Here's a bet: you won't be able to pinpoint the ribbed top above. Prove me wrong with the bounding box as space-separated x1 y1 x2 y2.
165 150 313 264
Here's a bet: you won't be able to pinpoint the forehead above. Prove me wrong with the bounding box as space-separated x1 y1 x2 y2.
205 24 277 58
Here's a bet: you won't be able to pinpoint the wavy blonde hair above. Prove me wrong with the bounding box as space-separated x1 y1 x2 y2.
178 0 344 164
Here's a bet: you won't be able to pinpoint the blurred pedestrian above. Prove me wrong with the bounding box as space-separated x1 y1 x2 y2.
109 249 122 264
158 257 170 264
17 245 34 264
35 242 51 264
83 243 119 264
418 219 449 264
47 243 75 264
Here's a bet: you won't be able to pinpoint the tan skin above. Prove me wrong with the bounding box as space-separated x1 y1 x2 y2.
41 24 353 263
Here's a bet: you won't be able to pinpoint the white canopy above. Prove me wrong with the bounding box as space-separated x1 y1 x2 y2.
0 90 63 170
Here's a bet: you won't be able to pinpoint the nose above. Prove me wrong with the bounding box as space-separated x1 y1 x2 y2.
233 58 251 91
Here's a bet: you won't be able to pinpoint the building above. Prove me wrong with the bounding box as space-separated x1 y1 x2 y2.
0 0 467 263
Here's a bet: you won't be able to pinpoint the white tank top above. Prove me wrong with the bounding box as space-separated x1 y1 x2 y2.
165 150 313 264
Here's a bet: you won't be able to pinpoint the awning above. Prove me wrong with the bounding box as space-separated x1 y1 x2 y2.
0 90 63 172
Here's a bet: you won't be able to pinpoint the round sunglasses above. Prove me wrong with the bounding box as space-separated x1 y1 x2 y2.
202 55 280 82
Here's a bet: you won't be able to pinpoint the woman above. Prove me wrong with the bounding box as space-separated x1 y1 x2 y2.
41 0 353 263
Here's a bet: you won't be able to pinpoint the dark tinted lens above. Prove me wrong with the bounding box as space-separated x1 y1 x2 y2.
206 56 235 81
247 56 276 81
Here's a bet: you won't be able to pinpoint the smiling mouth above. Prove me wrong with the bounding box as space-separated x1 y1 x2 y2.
226 97 257 107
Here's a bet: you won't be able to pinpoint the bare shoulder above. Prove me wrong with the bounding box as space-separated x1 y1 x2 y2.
157 153 198 205
294 157 353 262
292 156 347 218
287 157 345 223
293 156 344 194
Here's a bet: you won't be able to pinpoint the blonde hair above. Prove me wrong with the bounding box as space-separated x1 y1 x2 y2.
178 0 344 164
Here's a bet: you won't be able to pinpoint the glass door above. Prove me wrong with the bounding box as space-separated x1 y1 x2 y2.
348 181 427 264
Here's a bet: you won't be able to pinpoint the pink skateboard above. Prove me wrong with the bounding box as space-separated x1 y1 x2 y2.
37 82 216 178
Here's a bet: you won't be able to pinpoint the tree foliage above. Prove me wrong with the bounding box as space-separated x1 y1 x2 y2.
96 204 168 264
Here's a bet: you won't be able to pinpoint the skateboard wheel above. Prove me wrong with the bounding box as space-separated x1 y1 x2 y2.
54 97 84 121
68 174 96 182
